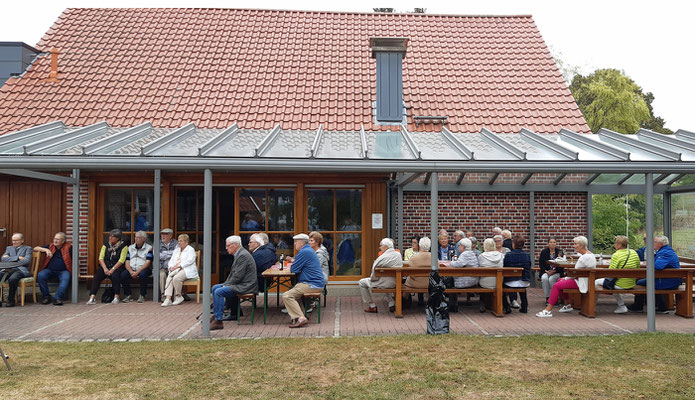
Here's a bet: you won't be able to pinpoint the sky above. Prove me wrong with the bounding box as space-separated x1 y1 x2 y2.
2 0 693 131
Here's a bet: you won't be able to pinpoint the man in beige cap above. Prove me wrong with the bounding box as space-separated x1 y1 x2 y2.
158 228 177 297
282 233 326 328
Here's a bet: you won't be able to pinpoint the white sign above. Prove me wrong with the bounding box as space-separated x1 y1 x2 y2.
371 213 383 229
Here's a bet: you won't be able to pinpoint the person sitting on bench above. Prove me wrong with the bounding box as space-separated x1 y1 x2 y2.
594 235 639 314
87 229 128 305
628 235 681 313
1 232 32 307
359 238 402 314
34 232 73 306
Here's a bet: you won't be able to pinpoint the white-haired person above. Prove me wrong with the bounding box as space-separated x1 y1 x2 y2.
359 238 403 313
248 232 276 293
477 238 504 313
446 238 480 312
161 234 198 307
282 233 326 328
536 236 596 317
501 229 513 250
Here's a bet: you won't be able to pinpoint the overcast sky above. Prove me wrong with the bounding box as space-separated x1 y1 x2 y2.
3 1 692 131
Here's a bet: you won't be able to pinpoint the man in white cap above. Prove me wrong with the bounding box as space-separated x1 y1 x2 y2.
158 228 177 297
282 233 326 328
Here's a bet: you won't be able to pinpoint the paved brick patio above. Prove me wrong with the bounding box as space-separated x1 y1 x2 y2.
1 287 694 341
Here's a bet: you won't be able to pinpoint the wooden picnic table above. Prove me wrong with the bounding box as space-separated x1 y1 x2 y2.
261 263 295 324
373 266 523 317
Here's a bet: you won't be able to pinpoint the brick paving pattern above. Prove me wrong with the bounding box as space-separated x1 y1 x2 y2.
1 288 693 341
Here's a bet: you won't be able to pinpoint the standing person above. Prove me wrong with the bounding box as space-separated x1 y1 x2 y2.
248 233 276 293
403 236 420 261
536 236 596 317
121 231 153 303
502 235 531 314
478 238 504 313
359 238 403 313
538 238 565 304
161 234 198 307
595 235 639 314
34 232 73 306
158 228 177 297
87 229 127 305
628 235 681 313
210 236 257 330
282 234 326 328
1 233 32 307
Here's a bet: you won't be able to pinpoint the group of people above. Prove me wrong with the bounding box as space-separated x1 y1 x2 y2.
360 226 531 314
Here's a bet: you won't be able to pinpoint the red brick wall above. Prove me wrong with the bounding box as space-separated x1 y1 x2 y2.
398 191 587 262
65 180 90 276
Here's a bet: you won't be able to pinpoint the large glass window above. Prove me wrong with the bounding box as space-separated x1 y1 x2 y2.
308 189 362 277
591 194 663 254
103 188 154 246
239 188 295 251
672 192 695 258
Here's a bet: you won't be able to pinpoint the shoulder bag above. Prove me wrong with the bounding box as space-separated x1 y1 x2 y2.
602 252 631 290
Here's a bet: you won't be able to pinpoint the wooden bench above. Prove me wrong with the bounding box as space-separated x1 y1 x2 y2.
373 266 523 317
563 268 694 318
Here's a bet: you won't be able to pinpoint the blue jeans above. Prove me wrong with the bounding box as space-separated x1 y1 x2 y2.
37 269 71 300
212 284 239 321
120 268 152 296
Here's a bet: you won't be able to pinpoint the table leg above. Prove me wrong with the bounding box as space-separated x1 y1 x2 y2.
276 277 280 307
264 277 268 325
395 270 403 318
493 270 503 317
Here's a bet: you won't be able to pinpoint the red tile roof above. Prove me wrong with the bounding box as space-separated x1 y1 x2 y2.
0 8 590 134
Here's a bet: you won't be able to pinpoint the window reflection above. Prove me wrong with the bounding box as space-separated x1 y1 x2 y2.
268 189 294 231
337 190 361 232
308 189 334 230
336 233 361 276
104 189 131 231
239 189 265 231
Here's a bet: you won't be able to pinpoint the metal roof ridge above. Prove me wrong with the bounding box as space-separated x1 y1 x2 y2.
558 129 630 161
141 123 196 156
83 122 153 155
359 125 368 159
310 125 324 158
0 121 65 147
399 125 421 160
520 128 577 160
480 127 526 160
675 129 695 142
636 129 695 153
598 128 680 161
24 121 110 155
255 124 282 157
441 127 473 160
198 124 239 157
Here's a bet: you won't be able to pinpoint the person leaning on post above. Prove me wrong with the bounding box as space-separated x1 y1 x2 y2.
282 233 326 328
120 230 154 303
594 235 639 314
34 232 73 306
161 234 198 307
158 228 177 296
1 232 32 307
87 229 128 305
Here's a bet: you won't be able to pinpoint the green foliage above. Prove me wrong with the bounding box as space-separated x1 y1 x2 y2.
570 69 650 133
592 194 663 254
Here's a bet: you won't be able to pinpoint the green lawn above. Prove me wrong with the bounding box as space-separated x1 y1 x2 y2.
1 334 694 399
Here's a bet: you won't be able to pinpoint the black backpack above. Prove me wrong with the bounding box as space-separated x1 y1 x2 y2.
101 286 114 303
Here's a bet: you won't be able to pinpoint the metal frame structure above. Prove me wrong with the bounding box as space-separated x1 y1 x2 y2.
2 122 695 335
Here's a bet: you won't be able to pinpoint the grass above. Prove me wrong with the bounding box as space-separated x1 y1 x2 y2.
1 334 695 399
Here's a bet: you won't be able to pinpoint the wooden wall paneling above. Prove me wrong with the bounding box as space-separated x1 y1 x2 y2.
0 180 9 250
9 181 63 248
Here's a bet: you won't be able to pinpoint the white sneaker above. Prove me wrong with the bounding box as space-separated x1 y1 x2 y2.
111 297 120 304
172 295 185 306
558 304 574 313
535 309 553 318
122 295 133 303
86 297 96 305
161 298 172 307
511 300 521 309
281 308 288 314
614 305 628 314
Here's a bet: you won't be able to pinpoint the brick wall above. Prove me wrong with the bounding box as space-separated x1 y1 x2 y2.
65 179 89 275
398 191 587 262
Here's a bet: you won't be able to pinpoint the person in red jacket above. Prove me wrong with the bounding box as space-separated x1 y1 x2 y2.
34 232 73 306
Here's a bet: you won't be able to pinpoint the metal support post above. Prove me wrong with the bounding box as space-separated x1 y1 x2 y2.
529 191 536 287
152 170 161 302
586 192 593 251
645 173 655 332
71 169 79 304
398 184 404 251
430 172 438 271
202 169 213 337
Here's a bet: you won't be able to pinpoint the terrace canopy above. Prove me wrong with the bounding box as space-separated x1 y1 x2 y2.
1 120 695 335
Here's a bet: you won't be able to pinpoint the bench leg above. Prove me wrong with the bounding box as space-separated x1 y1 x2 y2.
578 294 596 318
675 293 693 318
395 271 403 318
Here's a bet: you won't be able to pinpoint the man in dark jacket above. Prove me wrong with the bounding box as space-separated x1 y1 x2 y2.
248 233 276 293
629 235 681 313
210 235 258 330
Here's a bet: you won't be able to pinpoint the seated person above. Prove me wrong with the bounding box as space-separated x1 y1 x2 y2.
536 236 596 317
538 238 564 304
452 230 465 256
282 234 327 327
403 236 420 261
359 238 403 313
636 234 647 261
87 229 128 305
34 232 73 306
210 236 258 330
502 235 531 314
437 230 455 261
501 230 513 250
628 235 681 313
162 234 198 307
469 237 481 257
1 232 32 307
478 238 504 289
404 237 432 289
594 235 640 314
248 233 276 293
158 228 177 296
120 231 153 303
450 238 479 288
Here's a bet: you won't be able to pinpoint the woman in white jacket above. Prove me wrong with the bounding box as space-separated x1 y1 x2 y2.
478 238 504 289
162 234 198 307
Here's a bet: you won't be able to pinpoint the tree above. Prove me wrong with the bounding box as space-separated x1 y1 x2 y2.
570 69 650 134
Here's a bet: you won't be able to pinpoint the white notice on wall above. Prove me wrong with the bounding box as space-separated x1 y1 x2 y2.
371 213 383 229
